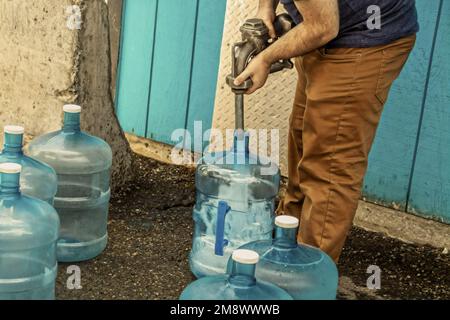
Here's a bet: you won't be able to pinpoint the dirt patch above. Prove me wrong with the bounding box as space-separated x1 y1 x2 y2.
56 155 450 300
339 228 449 299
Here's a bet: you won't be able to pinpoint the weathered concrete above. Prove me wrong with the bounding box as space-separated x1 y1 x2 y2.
0 0 133 188
354 201 450 250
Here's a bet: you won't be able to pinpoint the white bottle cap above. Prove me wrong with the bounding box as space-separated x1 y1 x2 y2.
0 163 22 174
63 104 82 113
4 125 25 135
275 215 299 229
232 249 259 265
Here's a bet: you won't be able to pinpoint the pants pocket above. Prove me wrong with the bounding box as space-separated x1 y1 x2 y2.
375 51 389 106
317 47 363 61
375 36 416 105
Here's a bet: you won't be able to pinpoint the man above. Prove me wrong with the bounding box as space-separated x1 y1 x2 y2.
234 0 418 262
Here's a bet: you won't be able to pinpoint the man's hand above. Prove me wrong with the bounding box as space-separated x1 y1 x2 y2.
257 2 277 39
234 0 339 95
233 54 271 95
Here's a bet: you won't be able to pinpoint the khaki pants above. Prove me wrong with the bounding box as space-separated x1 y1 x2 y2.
277 35 416 262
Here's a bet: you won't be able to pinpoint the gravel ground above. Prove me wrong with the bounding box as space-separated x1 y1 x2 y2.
56 155 450 300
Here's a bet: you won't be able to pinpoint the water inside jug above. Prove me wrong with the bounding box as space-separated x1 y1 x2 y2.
0 163 59 300
189 132 280 278
27 105 112 262
181 249 293 300
238 215 339 300
0 125 57 205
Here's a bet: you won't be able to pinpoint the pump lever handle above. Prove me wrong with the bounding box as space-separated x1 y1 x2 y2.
274 13 294 38
270 59 294 73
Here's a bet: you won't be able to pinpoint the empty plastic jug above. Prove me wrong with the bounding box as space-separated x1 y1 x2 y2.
27 105 112 262
238 215 339 300
181 249 293 300
189 132 280 278
0 163 59 300
0 125 57 204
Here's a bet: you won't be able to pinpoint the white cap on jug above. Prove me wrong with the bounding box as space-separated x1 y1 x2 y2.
4 125 24 135
232 249 259 265
275 215 299 229
0 163 22 174
63 104 82 113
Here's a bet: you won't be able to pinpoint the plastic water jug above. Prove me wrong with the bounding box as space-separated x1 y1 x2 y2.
189 132 280 278
27 105 112 262
0 163 59 300
238 215 339 300
0 126 57 204
181 249 292 300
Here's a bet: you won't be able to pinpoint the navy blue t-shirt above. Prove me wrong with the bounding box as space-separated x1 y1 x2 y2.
280 0 419 48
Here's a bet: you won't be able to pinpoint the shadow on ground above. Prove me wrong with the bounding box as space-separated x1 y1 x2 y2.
56 155 450 300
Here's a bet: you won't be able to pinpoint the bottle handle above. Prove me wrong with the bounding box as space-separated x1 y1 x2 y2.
215 201 231 256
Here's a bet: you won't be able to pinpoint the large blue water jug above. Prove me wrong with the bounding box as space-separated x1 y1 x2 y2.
237 215 339 300
0 163 59 300
0 126 57 205
181 249 292 300
27 105 112 262
189 132 280 278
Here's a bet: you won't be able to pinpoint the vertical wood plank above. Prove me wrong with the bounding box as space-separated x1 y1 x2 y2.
116 0 157 136
146 0 198 145
407 0 450 223
184 0 228 152
362 0 441 210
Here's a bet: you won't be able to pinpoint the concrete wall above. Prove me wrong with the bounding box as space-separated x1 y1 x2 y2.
107 0 123 101
0 0 133 189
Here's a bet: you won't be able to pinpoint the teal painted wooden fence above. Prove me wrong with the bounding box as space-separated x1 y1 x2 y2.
116 0 450 223
362 0 442 210
363 0 450 223
407 0 450 223
115 0 227 148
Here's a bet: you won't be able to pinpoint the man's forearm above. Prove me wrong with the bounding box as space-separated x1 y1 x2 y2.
261 0 339 63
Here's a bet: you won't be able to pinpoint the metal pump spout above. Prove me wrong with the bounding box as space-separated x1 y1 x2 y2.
226 13 295 131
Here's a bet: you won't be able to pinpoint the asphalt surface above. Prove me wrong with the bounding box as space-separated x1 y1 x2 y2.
56 155 450 300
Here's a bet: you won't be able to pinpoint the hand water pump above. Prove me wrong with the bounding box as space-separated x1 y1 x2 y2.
226 13 295 131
